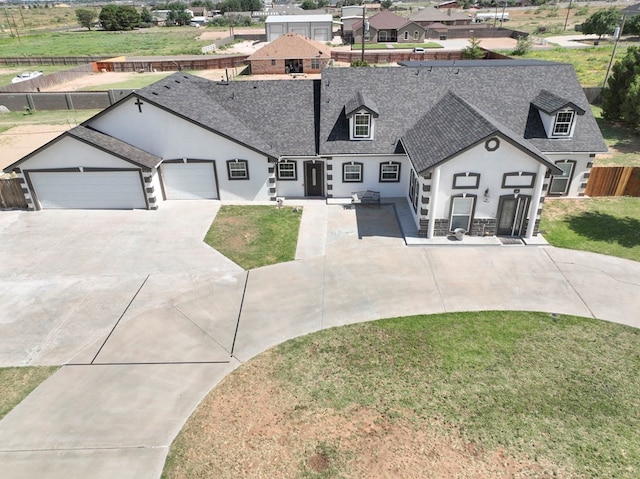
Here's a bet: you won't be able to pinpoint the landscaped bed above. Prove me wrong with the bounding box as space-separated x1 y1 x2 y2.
163 311 640 479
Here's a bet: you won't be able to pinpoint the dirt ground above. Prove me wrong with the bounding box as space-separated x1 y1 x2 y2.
165 350 562 479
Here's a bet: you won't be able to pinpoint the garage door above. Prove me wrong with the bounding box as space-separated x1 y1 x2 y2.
29 170 147 209
313 28 329 42
161 162 218 200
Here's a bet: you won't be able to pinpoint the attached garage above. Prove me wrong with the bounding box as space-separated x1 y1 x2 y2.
160 161 218 200
27 169 147 209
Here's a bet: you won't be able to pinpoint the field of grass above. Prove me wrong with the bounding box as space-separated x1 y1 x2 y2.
0 109 101 134
163 311 640 479
0 27 210 57
541 197 640 262
204 205 301 270
591 105 640 167
0 367 58 420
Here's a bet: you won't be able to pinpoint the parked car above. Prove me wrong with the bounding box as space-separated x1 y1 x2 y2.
413 47 425 53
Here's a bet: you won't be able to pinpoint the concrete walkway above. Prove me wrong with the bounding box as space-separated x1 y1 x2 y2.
1 200 639 478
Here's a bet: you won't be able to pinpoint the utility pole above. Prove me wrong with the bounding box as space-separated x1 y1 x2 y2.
563 0 573 31
603 14 626 89
360 5 366 63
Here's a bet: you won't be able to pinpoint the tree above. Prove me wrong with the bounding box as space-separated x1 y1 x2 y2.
625 15 640 36
511 35 533 56
602 47 640 132
99 4 140 31
140 7 153 25
75 8 96 30
381 0 392 9
581 7 622 39
300 0 317 10
166 3 192 26
460 36 484 59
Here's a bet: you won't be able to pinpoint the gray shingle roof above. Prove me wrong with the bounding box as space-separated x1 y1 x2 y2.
319 63 606 159
68 126 161 169
345 91 379 117
531 89 586 115
4 125 161 172
401 92 555 173
135 73 318 157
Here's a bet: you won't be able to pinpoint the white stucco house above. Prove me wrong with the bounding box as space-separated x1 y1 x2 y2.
4 61 606 239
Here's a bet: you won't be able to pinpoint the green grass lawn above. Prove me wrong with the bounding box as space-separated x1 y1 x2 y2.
522 45 624 87
540 197 640 261
203 205 301 270
0 109 102 134
591 105 640 167
163 311 640 478
0 367 58 420
0 27 210 57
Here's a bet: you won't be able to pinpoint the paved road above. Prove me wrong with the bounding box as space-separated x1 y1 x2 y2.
0 200 639 478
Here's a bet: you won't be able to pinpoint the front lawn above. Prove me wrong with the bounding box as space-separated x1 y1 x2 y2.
540 197 640 261
204 205 301 270
591 105 640 167
163 311 640 479
0 367 58 420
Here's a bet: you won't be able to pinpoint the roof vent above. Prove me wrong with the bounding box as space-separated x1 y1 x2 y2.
164 85 170 89
152 91 158 95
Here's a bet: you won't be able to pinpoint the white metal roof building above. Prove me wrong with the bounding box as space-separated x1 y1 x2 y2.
265 14 334 42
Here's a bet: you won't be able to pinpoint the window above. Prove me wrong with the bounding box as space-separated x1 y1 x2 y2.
311 58 320 69
271 59 276 66
413 31 419 40
353 113 371 138
379 161 401 182
548 160 575 195
409 169 419 212
452 172 480 189
343 162 363 182
227 159 249 180
277 161 297 180
552 110 575 137
449 195 475 232
404 31 409 40
379 31 387 41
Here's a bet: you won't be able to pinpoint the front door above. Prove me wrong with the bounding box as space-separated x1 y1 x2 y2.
497 195 530 236
304 161 323 197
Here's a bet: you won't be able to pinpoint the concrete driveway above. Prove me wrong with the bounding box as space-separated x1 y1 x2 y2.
1 200 639 478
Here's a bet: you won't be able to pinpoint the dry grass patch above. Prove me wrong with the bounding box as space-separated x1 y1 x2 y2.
0 367 58 420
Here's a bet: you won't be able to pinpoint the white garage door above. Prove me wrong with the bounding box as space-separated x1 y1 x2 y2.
313 28 329 42
161 162 218 200
29 170 147 209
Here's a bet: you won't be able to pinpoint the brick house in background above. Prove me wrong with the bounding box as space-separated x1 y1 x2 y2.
247 33 332 75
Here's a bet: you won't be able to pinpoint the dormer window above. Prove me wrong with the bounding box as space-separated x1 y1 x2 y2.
345 91 379 141
552 110 575 137
354 112 371 138
531 90 585 139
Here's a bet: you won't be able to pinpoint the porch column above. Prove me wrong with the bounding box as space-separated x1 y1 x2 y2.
427 166 441 239
525 162 548 239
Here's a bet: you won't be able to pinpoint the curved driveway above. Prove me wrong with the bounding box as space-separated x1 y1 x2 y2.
0 200 638 478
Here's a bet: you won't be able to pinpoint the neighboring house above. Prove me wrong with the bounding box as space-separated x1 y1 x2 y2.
4 61 606 240
409 6 472 27
341 5 364 43
265 14 334 42
352 10 426 44
247 33 332 74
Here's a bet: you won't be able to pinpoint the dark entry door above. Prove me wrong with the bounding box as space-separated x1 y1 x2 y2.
304 161 323 197
497 195 530 236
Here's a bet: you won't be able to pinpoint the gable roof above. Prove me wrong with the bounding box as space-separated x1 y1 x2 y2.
401 92 557 173
319 62 606 159
247 33 331 61
354 9 410 30
265 14 332 23
5 125 161 172
531 89 586 115
409 6 471 22
131 73 319 158
345 91 379 117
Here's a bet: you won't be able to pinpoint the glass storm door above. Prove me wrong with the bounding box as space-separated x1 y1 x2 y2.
497 195 530 236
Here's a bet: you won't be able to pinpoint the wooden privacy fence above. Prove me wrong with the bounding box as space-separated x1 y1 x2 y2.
0 178 27 209
585 167 640 197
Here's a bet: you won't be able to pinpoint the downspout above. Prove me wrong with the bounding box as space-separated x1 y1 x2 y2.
427 166 441 239
525 162 547 239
